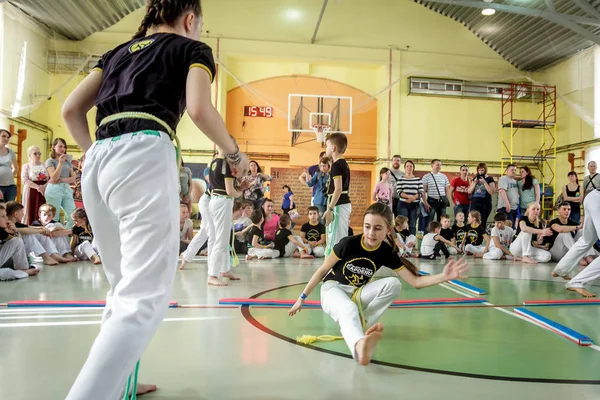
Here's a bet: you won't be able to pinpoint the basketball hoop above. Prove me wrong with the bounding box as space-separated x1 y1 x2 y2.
312 124 331 143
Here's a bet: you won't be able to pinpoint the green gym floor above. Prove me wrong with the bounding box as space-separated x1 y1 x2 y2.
1 257 600 399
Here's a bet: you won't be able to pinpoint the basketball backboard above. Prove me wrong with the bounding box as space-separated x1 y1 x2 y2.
288 94 352 146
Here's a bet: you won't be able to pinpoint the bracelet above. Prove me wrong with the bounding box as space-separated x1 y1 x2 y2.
224 137 241 165
300 293 307 299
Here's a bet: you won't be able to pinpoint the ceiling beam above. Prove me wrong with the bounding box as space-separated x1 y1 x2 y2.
311 0 329 44
422 0 600 46
423 0 600 27
573 0 600 20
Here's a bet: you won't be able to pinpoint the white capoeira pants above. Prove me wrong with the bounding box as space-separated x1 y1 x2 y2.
45 222 72 255
397 234 416 255
326 203 352 256
247 247 280 259
553 190 600 285
75 240 99 260
308 245 325 257
483 247 510 260
21 234 59 256
549 231 598 262
509 232 552 262
66 131 179 400
465 244 486 255
181 193 210 262
0 237 29 269
208 195 233 277
321 278 401 359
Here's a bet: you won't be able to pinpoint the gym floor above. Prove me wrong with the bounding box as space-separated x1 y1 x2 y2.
2 257 599 400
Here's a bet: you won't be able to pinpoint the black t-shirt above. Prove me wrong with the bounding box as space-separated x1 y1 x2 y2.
0 228 10 245
452 223 466 244
323 235 404 287
327 159 351 206
274 228 293 257
516 217 540 243
209 158 233 196
15 222 28 228
465 224 486 246
440 227 454 241
544 218 578 248
246 226 264 247
301 222 326 242
72 226 93 243
399 228 411 242
94 33 216 139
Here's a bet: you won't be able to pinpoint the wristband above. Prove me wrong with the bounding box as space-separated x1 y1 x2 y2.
300 293 307 299
224 137 241 165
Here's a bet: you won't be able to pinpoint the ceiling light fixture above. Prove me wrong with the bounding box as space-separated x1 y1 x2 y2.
482 0 495 16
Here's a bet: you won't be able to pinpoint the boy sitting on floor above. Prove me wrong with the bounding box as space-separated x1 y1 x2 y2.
0 203 39 280
300 206 326 258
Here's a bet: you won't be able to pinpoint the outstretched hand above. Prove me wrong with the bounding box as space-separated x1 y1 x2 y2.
442 258 469 281
288 298 304 316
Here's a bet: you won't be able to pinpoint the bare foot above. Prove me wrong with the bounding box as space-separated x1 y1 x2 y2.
136 383 157 396
585 256 596 264
51 254 70 263
64 253 77 262
91 255 102 265
567 287 596 298
179 259 188 270
42 255 59 265
26 268 40 276
208 276 228 286
245 254 257 261
355 331 383 366
521 256 538 264
221 270 240 280
474 253 483 258
365 322 384 335
579 258 589 267
292 251 301 258
551 271 571 281
300 252 314 259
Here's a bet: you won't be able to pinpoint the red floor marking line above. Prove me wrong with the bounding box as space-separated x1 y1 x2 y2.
177 305 239 309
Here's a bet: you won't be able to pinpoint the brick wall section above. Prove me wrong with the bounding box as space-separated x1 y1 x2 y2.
270 168 372 228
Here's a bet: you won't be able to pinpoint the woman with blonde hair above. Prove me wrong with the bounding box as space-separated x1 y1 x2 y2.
509 202 552 264
20 145 49 225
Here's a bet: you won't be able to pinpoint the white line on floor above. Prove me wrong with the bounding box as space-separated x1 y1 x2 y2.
0 316 233 328
0 307 105 314
0 314 104 320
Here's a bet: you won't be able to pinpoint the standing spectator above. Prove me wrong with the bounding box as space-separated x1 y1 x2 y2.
450 164 470 218
20 146 49 226
45 138 77 228
388 155 404 216
281 185 294 214
422 159 452 227
300 156 330 221
562 171 582 224
396 160 423 235
0 129 18 201
243 160 271 210
582 160 599 200
497 164 519 225
517 166 540 217
306 151 326 206
468 162 495 227
373 167 393 207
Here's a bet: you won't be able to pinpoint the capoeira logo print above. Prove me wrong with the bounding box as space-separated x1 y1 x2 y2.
342 257 377 286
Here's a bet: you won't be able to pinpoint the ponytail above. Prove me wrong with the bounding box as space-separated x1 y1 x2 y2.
133 0 203 40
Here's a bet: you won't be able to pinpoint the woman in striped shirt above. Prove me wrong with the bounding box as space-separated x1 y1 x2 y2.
396 160 424 235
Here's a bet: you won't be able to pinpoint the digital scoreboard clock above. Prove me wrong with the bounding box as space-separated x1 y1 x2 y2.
244 106 273 118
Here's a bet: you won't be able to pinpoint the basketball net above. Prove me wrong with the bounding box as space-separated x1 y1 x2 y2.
312 124 331 143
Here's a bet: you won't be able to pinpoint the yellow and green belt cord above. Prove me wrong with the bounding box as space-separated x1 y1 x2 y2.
98 112 182 167
296 285 366 345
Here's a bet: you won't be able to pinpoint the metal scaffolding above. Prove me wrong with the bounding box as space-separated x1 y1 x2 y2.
501 83 557 215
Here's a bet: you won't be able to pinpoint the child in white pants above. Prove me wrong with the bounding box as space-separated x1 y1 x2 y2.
6 201 73 265
61 5 250 398
323 133 352 256
246 210 280 260
300 207 326 258
394 216 416 256
289 203 469 365
31 204 74 258
274 214 314 258
509 202 552 264
552 189 600 297
461 211 489 257
70 208 101 265
483 212 516 260
0 203 39 280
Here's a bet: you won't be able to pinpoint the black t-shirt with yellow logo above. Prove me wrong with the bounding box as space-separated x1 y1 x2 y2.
301 222 325 242
94 33 216 139
464 224 486 246
323 235 404 287
209 158 233 196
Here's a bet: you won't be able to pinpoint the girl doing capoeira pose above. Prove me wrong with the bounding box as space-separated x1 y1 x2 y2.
289 203 468 365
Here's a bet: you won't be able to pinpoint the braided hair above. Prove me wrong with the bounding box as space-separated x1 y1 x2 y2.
363 202 419 276
133 0 202 39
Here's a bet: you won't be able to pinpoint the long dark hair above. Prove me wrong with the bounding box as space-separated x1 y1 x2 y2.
363 202 418 276
379 167 390 181
567 171 579 185
133 0 203 39
521 166 535 191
